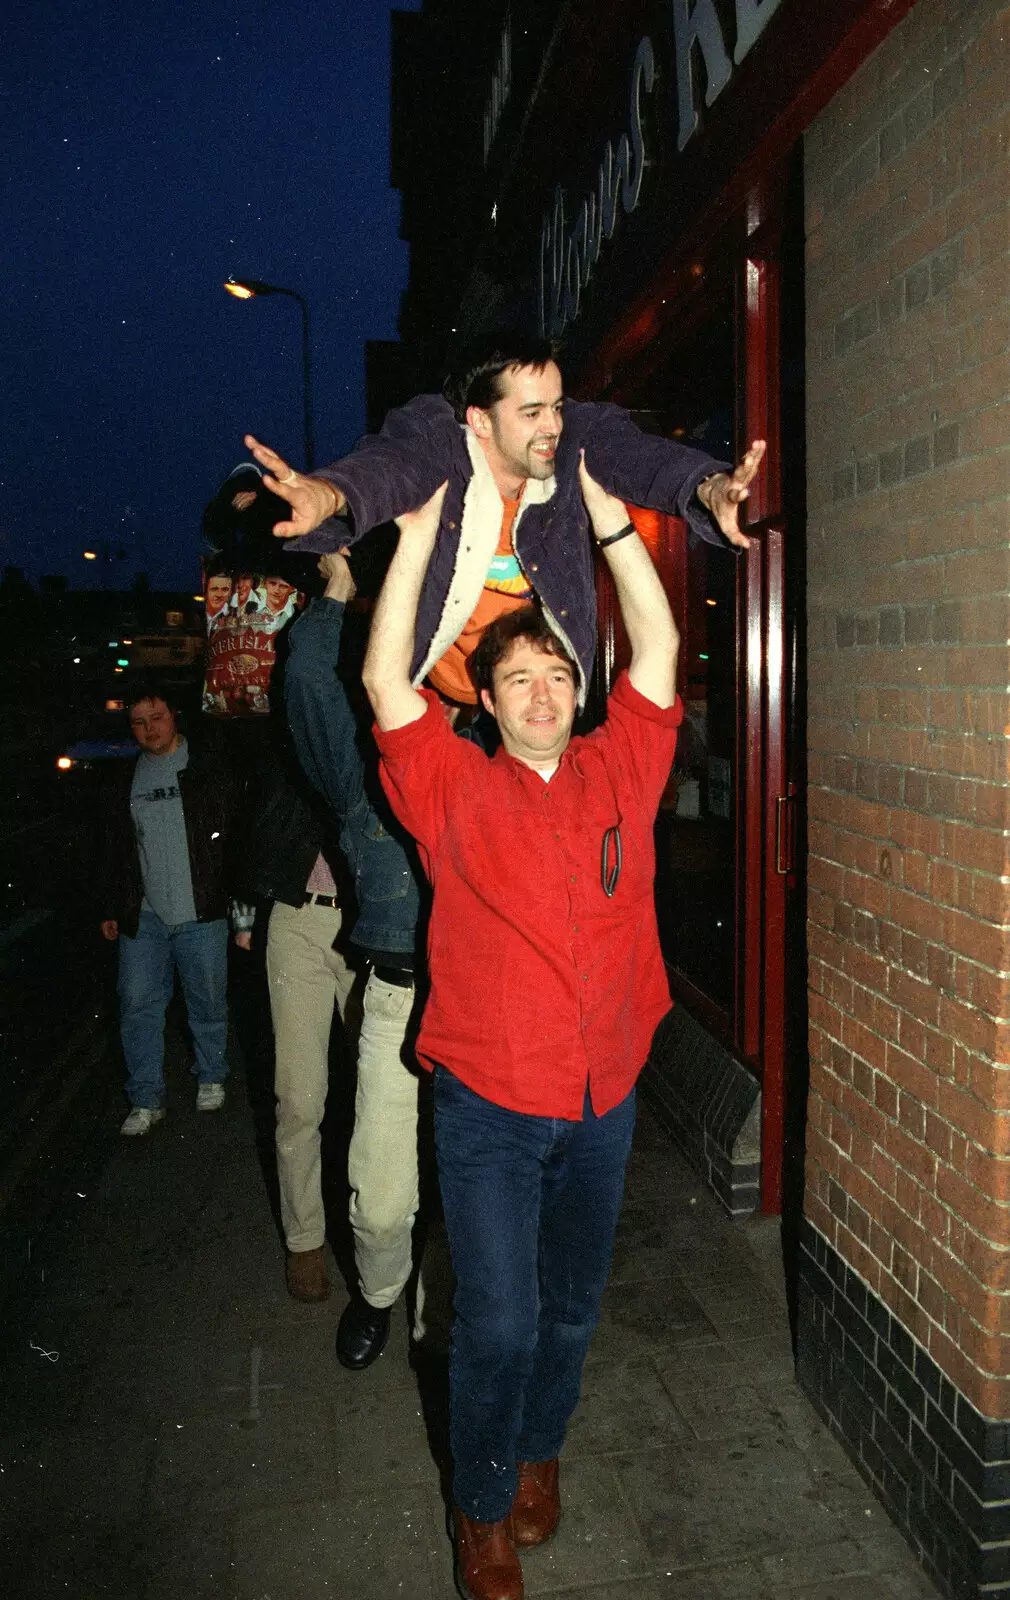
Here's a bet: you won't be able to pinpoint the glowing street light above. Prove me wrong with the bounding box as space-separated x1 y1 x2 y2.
83 550 98 561
224 277 314 469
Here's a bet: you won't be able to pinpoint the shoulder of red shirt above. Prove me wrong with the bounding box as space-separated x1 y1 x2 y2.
372 688 480 757
607 669 684 728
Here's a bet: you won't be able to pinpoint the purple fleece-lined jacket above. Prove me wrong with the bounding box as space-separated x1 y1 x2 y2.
293 393 730 704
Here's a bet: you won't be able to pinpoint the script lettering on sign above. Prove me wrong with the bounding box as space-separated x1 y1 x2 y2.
672 0 785 150
536 0 784 333
538 36 656 338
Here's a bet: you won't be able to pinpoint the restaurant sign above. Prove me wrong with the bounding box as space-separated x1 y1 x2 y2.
539 0 784 337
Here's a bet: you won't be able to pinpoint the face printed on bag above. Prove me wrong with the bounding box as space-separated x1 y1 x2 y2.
263 576 295 614
205 573 232 618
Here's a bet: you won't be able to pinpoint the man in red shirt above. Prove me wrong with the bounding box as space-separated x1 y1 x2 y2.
362 454 705 1600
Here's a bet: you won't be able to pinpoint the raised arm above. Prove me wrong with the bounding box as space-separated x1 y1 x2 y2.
244 395 455 544
362 483 448 731
579 453 679 709
283 553 367 821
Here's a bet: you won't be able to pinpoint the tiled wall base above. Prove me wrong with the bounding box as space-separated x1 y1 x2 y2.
641 1004 761 1216
797 1218 1010 1598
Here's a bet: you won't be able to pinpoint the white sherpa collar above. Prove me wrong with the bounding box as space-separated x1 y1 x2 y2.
412 426 556 688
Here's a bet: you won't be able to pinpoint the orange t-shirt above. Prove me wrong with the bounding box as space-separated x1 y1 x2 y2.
427 497 533 705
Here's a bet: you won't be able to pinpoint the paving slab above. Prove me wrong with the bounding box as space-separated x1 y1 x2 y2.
0 1016 943 1599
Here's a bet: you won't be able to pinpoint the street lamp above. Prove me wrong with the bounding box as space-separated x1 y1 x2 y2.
224 278 315 470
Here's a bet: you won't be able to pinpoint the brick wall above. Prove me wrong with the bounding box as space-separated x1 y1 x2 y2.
804 0 1010 1424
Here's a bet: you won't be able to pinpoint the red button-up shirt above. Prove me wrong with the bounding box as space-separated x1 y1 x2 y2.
375 671 682 1118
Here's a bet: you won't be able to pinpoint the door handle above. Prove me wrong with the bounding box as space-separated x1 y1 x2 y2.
775 788 796 876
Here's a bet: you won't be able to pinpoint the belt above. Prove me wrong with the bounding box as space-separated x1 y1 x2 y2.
303 892 338 908
370 963 414 989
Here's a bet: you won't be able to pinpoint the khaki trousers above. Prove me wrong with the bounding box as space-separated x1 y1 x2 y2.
267 900 355 1253
349 970 423 1309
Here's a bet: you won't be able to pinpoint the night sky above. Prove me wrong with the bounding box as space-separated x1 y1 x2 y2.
2 0 420 591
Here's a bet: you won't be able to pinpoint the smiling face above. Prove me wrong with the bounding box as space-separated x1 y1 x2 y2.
479 638 577 769
263 576 295 613
205 574 232 616
467 361 564 498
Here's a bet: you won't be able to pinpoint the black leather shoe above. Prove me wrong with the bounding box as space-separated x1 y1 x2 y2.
336 1297 391 1370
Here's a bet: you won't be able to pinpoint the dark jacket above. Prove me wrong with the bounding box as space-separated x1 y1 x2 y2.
100 738 239 938
295 394 730 703
284 596 423 962
233 758 343 911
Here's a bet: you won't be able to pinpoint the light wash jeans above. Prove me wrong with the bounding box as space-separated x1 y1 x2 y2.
118 907 229 1109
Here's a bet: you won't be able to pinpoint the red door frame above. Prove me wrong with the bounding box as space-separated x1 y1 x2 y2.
743 210 791 1215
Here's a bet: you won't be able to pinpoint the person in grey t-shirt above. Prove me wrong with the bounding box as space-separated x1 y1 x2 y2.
100 689 235 1137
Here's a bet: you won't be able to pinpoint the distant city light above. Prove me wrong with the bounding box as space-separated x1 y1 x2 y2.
116 658 129 667
57 757 73 771
72 657 81 664
83 551 98 561
698 653 710 660
193 594 205 602
706 598 717 607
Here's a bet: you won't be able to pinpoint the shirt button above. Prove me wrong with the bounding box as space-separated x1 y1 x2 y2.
448 520 457 529
530 563 539 573
560 608 568 617
570 874 577 884
573 923 580 932
582 973 589 982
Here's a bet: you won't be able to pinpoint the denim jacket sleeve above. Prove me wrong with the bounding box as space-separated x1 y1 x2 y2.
283 596 366 822
284 595 423 957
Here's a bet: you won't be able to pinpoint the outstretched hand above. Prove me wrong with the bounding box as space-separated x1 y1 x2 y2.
696 439 767 550
243 435 344 538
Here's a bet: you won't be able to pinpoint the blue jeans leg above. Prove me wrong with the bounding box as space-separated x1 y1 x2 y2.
118 907 174 1109
434 1068 636 1522
170 917 229 1086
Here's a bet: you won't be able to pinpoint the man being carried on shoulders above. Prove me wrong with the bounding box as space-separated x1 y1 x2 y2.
242 330 764 713
359 454 710 1600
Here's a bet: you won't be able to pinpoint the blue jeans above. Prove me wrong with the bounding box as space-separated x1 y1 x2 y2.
433 1066 636 1522
118 907 229 1108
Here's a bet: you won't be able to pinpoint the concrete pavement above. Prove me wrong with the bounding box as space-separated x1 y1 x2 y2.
0 1005 942 1599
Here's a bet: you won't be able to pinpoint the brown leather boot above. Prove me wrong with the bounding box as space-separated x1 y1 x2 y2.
453 1507 523 1600
285 1247 330 1303
511 1458 560 1547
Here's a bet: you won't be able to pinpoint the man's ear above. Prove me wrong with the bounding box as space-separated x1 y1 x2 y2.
467 404 492 439
479 687 495 717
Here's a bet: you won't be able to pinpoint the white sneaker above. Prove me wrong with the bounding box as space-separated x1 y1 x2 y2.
121 1107 165 1137
196 1083 225 1112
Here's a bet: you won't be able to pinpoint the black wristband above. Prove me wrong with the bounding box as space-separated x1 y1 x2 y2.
595 521 635 549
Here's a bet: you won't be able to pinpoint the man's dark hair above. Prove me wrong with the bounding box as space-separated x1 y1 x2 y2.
443 331 559 423
126 676 183 719
469 605 576 699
